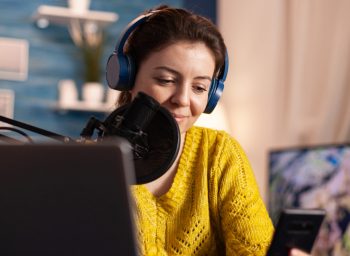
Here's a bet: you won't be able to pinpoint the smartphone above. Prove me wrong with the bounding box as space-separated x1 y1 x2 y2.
266 208 326 256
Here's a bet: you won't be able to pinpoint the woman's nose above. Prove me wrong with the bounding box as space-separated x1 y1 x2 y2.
170 84 190 107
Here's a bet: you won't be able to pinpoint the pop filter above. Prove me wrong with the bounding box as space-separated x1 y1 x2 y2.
101 92 180 184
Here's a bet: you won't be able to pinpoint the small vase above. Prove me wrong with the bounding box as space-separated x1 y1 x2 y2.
58 79 78 106
82 82 104 107
68 0 91 13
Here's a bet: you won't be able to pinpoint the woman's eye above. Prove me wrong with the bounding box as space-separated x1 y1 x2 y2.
155 78 175 85
193 85 208 94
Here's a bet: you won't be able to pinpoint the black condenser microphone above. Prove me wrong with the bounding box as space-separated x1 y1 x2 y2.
102 92 161 159
81 92 180 184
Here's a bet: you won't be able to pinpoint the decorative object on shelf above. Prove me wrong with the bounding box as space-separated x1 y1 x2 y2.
0 37 29 81
68 0 91 14
82 81 104 107
66 0 103 105
69 16 105 105
34 2 119 112
58 79 78 107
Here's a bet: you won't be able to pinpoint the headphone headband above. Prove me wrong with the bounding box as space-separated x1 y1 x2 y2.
115 11 157 54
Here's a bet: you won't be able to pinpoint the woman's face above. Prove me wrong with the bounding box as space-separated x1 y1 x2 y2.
131 41 216 135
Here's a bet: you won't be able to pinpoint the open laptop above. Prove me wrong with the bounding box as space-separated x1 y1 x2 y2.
0 137 138 256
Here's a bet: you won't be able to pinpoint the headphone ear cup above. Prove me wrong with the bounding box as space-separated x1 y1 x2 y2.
106 52 135 91
204 51 229 113
204 78 224 114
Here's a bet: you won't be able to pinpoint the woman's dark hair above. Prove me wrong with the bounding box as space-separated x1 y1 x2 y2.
117 5 227 106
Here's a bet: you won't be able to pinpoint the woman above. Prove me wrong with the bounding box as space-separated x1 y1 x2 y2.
109 5 310 256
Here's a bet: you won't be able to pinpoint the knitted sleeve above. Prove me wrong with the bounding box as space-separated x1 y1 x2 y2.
215 134 274 255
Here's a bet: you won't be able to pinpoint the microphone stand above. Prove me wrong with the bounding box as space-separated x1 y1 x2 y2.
0 115 74 144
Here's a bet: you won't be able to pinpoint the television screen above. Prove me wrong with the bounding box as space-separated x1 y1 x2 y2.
268 143 350 255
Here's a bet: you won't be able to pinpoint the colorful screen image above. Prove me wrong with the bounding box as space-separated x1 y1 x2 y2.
268 144 350 255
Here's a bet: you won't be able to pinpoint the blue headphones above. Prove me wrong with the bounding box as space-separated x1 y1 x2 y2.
106 12 229 114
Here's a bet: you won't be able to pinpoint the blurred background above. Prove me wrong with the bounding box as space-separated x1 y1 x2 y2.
1 0 350 205
1 0 350 254
219 0 350 201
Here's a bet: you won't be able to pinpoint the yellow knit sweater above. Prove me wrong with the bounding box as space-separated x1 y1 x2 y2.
132 126 274 255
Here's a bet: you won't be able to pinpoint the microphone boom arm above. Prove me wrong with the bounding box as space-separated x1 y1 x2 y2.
0 115 74 143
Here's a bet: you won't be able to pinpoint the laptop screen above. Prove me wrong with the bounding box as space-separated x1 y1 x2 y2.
0 138 138 256
268 143 350 255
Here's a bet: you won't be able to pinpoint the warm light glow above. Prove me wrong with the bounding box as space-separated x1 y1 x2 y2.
195 102 231 133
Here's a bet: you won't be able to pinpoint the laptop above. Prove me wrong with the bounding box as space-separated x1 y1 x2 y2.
0 137 138 256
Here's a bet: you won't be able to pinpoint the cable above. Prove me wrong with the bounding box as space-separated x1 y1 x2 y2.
0 126 34 143
0 115 73 143
0 133 23 144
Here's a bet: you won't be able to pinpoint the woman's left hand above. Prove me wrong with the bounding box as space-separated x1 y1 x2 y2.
289 248 311 256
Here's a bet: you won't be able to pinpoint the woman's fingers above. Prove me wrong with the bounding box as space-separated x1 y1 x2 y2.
289 248 310 256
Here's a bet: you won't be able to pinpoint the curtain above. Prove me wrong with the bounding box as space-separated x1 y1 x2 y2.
217 0 350 201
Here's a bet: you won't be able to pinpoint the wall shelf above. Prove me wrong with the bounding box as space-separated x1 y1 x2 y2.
34 5 118 28
54 101 115 114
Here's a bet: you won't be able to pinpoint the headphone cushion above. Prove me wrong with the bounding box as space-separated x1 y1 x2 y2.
106 53 135 91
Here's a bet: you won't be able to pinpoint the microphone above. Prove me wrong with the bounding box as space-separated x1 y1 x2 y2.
102 92 161 159
80 92 180 184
